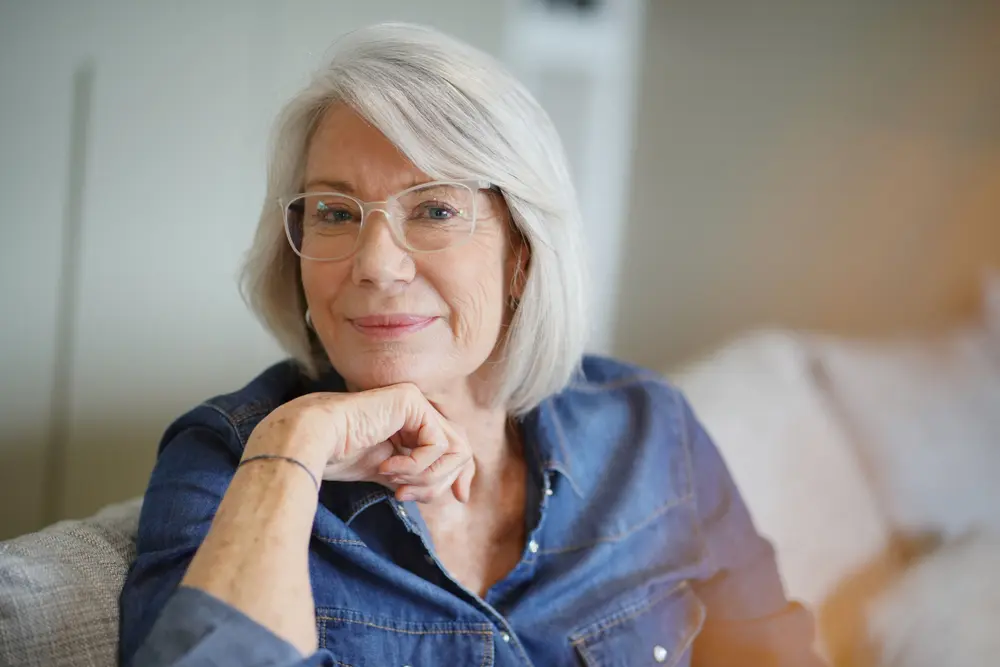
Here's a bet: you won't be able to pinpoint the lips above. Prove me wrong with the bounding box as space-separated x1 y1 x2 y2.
349 314 437 338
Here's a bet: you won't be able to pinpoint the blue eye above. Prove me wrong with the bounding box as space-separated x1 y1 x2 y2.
414 201 457 221
315 202 356 224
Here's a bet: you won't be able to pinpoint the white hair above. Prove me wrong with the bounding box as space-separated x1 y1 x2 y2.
241 22 587 415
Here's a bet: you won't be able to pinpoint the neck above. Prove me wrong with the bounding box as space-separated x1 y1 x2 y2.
422 385 518 486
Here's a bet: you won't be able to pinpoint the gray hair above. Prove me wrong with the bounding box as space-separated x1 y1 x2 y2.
240 22 587 415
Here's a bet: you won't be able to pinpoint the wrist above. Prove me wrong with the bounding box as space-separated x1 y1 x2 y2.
243 428 331 481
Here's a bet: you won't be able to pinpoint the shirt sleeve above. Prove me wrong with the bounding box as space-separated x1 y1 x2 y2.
131 586 334 667
118 406 329 667
681 394 829 667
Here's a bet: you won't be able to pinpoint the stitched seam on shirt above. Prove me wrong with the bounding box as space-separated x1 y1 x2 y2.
345 490 392 523
570 580 689 643
479 630 492 667
200 402 250 448
678 397 711 568
315 536 366 547
537 492 693 555
574 644 599 667
665 606 703 667
316 616 494 637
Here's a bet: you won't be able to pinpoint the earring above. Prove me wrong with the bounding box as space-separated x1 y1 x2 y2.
304 308 314 330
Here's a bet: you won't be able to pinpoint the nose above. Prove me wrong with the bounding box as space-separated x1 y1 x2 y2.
351 209 415 289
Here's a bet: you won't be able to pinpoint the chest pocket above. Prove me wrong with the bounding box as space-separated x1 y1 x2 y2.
569 582 705 667
317 607 495 667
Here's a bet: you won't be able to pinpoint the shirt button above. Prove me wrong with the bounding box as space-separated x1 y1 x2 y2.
528 540 539 554
544 487 554 496
501 632 511 643
653 645 669 662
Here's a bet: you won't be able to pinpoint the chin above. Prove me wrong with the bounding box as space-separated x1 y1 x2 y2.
334 348 443 392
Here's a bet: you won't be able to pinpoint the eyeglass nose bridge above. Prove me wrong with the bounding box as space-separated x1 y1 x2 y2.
356 200 408 249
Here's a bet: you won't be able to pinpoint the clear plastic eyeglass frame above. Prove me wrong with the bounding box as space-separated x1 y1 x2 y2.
279 178 495 262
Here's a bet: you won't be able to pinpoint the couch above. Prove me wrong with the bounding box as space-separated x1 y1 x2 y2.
2 281 998 667
0 498 141 667
670 312 1000 665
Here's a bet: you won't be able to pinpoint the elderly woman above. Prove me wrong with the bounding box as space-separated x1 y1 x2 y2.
119 23 823 667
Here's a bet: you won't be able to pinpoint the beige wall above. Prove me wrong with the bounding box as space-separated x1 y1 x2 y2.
615 0 1000 369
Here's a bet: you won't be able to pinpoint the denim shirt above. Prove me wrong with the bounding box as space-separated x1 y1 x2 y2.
119 355 824 667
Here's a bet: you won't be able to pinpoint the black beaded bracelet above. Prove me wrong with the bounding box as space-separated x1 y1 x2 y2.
237 454 321 492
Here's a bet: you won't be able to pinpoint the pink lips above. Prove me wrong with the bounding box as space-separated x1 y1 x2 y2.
349 314 437 339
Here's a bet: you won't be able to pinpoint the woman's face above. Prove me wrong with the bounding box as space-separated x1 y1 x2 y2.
300 105 523 397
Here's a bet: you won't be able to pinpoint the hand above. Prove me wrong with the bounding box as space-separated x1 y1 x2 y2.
243 383 475 503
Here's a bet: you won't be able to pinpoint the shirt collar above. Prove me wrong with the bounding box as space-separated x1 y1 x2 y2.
520 399 583 497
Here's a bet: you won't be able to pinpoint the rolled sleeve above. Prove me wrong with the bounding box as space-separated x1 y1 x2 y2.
130 586 334 667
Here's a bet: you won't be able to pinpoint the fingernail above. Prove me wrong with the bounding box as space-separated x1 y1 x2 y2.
398 492 415 502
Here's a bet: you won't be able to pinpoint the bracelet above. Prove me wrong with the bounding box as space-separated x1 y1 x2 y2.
237 454 321 492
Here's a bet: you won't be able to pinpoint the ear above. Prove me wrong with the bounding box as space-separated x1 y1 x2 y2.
507 229 530 302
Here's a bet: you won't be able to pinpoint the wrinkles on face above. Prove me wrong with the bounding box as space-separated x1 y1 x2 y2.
300 104 518 406
449 238 505 360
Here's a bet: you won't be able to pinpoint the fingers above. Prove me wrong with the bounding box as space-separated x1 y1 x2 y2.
378 419 475 504
452 459 476 504
394 455 473 504
307 382 477 504
379 448 470 502
379 421 450 477
330 383 439 451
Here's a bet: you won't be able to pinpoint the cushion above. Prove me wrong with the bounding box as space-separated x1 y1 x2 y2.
670 330 891 610
811 272 1000 540
0 498 142 667
669 330 892 663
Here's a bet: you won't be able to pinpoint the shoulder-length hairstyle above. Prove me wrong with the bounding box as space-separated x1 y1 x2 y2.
241 22 587 415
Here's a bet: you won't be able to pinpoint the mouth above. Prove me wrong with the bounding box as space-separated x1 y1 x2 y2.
348 314 438 339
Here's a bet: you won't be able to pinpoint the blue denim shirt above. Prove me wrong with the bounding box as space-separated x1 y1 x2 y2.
119 355 824 667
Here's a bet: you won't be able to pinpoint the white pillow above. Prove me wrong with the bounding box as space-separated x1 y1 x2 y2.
670 330 891 617
812 273 1000 539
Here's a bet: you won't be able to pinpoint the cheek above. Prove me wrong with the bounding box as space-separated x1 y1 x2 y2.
436 251 507 347
300 262 349 307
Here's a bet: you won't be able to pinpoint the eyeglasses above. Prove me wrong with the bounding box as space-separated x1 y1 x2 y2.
280 179 494 261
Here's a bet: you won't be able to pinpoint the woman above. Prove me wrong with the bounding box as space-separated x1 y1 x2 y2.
119 23 824 667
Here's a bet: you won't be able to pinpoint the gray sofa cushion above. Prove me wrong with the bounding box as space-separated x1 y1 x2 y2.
0 498 142 667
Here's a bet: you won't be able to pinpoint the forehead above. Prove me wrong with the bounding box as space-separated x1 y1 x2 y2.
304 105 428 197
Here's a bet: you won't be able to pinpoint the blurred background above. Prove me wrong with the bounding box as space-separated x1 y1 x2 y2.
1 0 999 662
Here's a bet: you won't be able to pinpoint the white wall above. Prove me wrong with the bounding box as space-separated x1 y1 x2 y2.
616 0 1000 370
502 0 646 353
0 0 509 537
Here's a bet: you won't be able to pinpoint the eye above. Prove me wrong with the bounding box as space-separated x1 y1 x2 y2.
412 201 458 221
314 201 357 224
